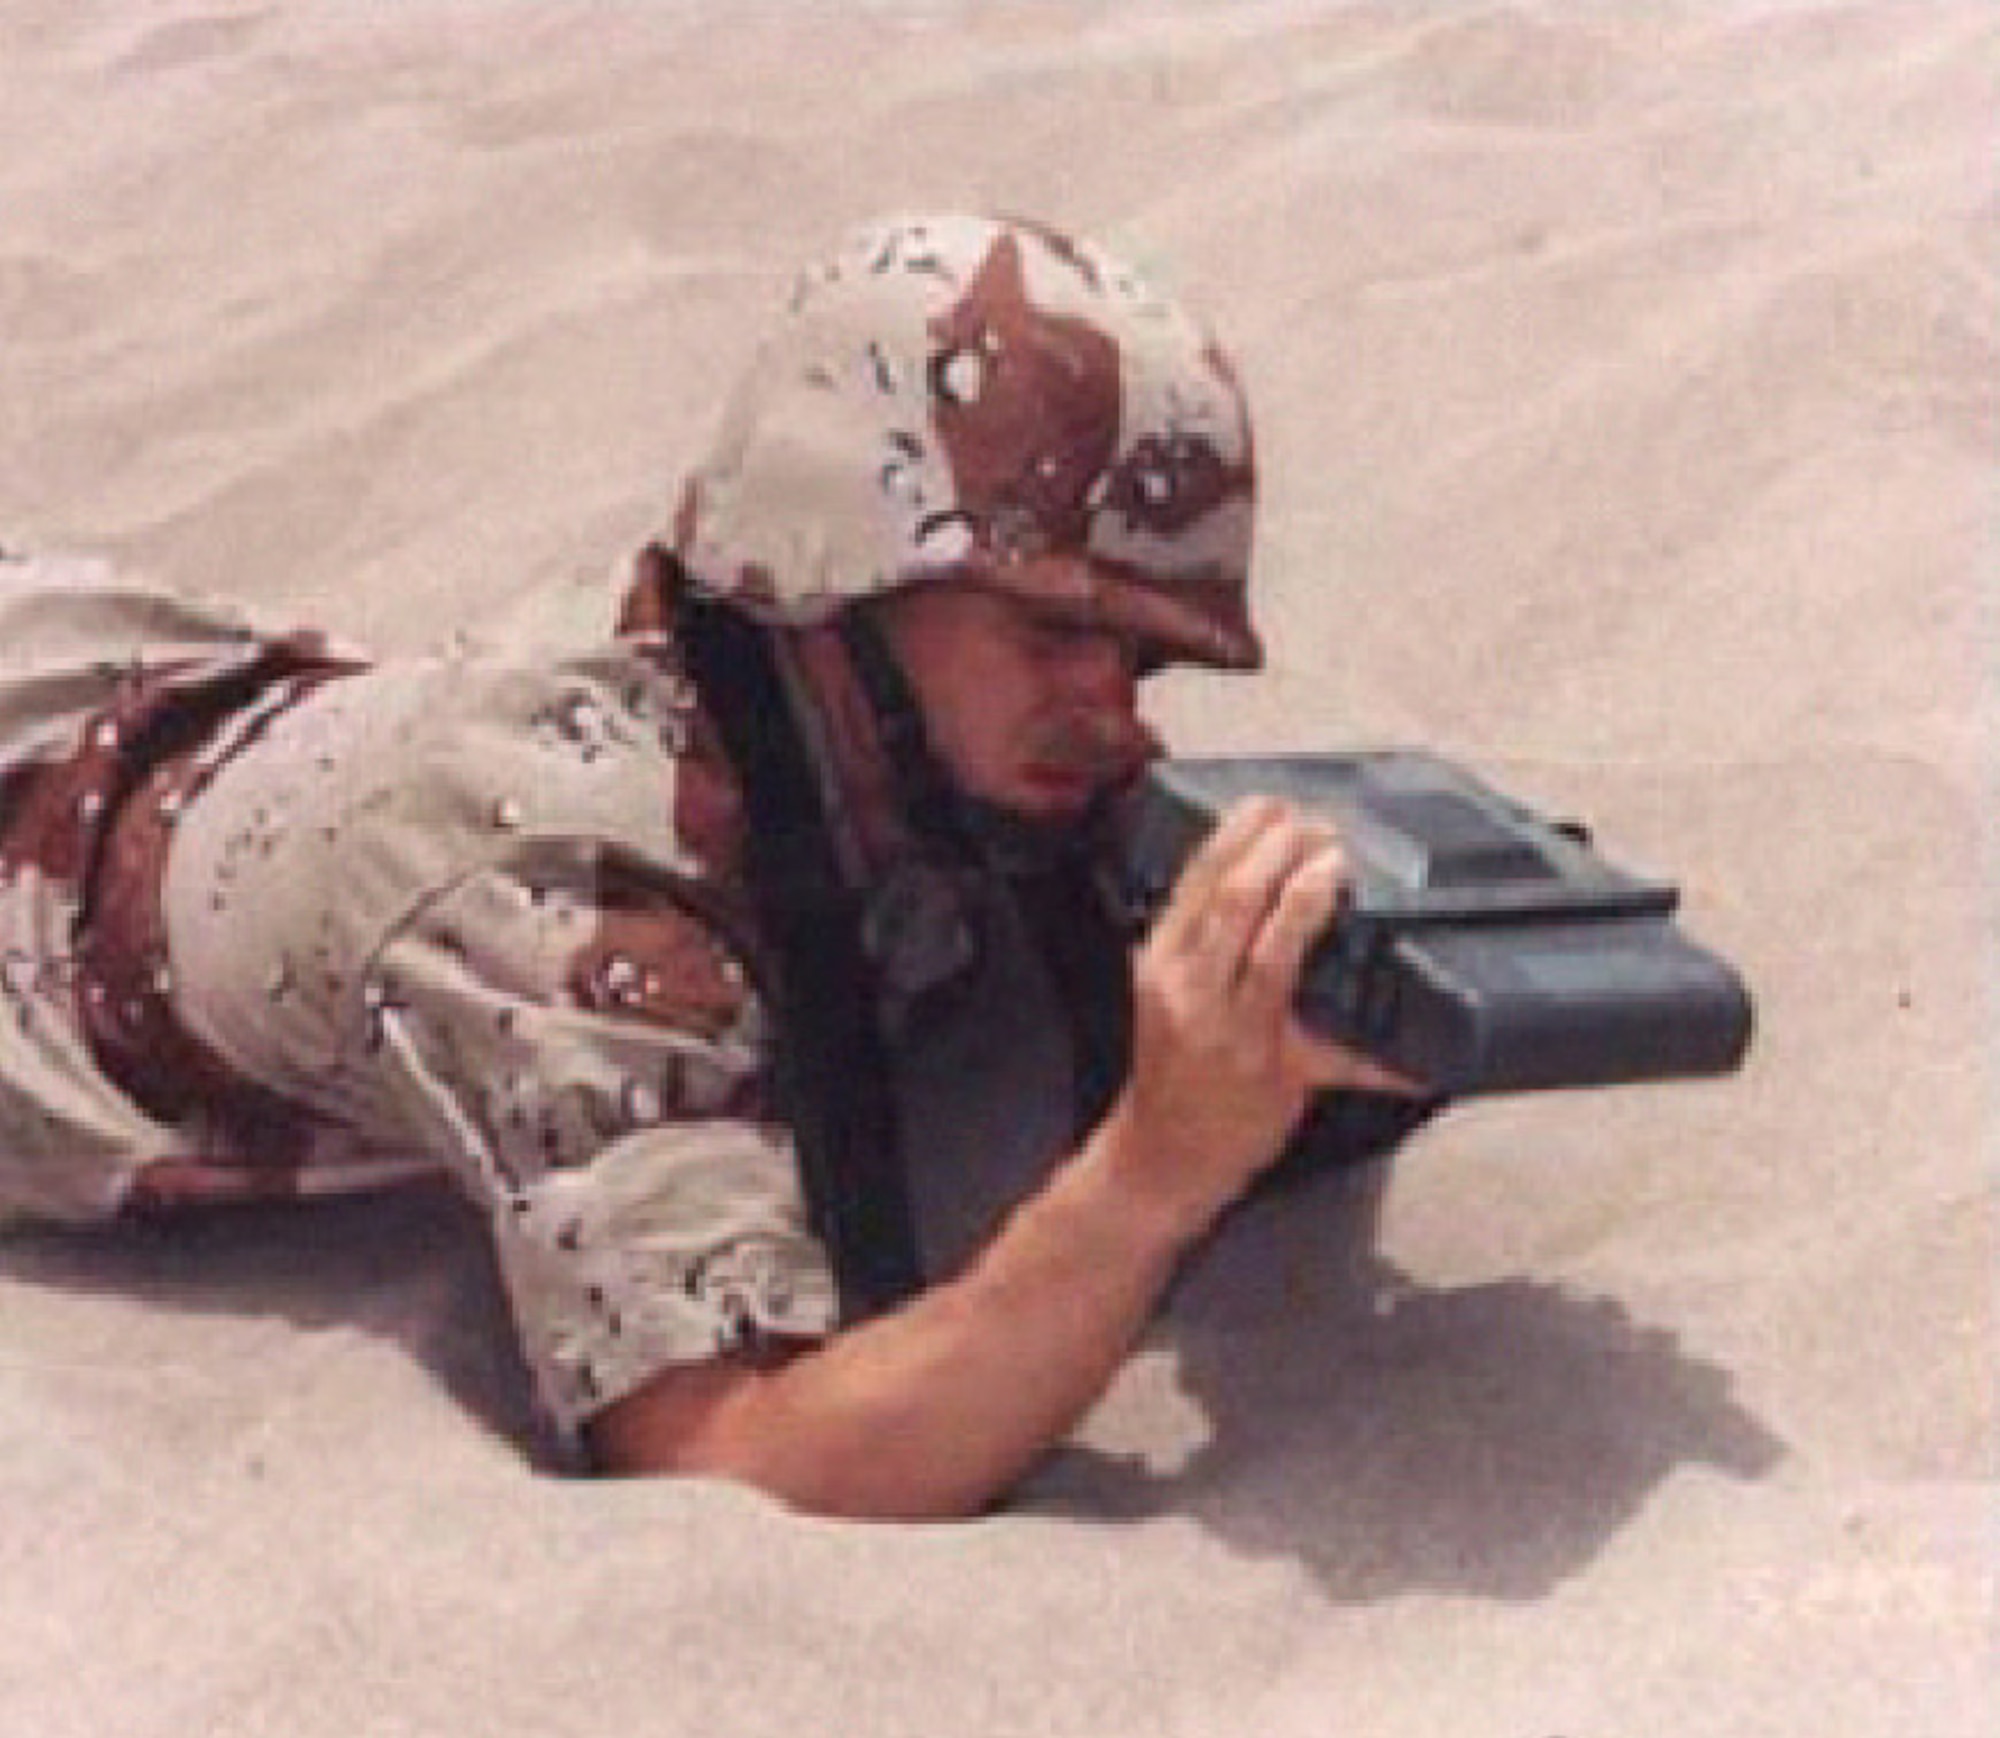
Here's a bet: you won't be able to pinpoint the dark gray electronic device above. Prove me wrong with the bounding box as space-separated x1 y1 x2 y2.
1116 751 1754 1096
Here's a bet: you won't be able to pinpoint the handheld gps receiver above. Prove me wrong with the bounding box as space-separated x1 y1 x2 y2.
1117 752 1753 1096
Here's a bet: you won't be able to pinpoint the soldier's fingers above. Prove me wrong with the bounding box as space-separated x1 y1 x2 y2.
1235 842 1347 1023
1150 796 1285 953
1178 812 1329 995
1295 1036 1427 1098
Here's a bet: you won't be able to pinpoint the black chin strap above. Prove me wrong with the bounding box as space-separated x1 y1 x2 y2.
842 604 1135 1144
670 591 924 1322
671 582 1139 1322
835 607 971 856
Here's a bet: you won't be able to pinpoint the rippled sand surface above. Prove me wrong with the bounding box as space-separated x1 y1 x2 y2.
2 5 1991 1735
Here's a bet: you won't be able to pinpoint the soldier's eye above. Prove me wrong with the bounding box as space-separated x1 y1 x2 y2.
1019 616 1134 676
1021 616 1091 653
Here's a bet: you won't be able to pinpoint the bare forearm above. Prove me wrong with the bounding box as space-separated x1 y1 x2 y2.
594 1104 1214 1521
588 802 1414 1519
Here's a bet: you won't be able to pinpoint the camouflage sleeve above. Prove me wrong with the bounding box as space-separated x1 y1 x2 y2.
361 862 839 1433
144 646 840 1432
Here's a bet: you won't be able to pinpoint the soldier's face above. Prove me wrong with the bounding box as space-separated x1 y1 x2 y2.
878 580 1161 823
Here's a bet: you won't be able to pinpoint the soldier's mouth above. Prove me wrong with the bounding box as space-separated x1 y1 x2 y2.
1019 761 1105 810
1010 714 1161 815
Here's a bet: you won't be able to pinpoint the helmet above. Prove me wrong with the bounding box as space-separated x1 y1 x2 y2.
669 214 1262 672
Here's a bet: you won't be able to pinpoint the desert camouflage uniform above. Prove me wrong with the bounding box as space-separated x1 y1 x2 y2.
0 552 841 1429
0 215 1259 1437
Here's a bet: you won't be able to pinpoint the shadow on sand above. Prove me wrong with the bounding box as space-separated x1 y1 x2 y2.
4 1149 1786 1587
1027 1157 1787 1603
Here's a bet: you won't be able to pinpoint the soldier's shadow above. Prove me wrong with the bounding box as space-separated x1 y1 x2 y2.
1027 1158 1787 1602
0 1181 545 1458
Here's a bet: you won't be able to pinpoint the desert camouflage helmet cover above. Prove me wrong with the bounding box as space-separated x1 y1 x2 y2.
670 214 1262 671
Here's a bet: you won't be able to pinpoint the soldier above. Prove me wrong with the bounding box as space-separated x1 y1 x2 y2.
0 215 1419 1519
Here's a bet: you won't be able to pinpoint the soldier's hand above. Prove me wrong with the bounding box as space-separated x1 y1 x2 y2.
1114 797 1418 1229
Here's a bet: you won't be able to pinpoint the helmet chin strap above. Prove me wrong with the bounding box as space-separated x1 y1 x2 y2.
657 560 1123 1321
831 605 968 857
834 603 1114 875
831 603 1134 1152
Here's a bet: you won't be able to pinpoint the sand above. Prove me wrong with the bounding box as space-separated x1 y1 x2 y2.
1 3 1992 1734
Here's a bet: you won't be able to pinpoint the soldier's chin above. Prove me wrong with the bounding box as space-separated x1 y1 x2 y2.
956 775 1124 865
1009 762 1109 821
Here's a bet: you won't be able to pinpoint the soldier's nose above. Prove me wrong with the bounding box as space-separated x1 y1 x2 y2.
1068 634 1139 714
